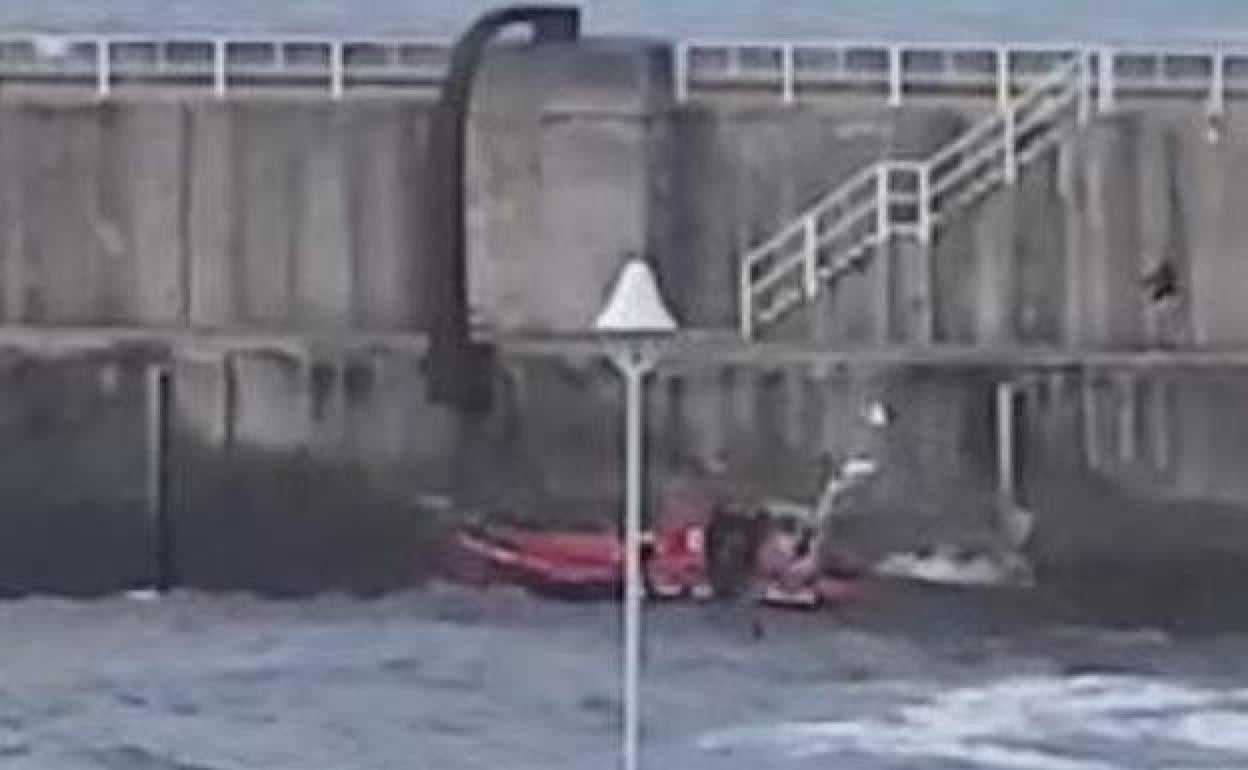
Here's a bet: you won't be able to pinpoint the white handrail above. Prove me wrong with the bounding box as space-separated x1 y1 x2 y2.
739 51 1090 338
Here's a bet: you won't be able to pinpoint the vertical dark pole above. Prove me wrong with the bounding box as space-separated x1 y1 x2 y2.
426 5 580 412
146 364 174 592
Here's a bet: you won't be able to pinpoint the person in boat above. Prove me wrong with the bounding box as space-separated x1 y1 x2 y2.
651 451 764 599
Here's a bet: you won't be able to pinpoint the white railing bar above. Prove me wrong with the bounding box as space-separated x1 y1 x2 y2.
752 252 807 296
683 39 1248 58
931 140 1008 198
744 218 809 269
1078 49 1093 123
883 159 928 173
329 40 345 99
213 38 227 98
1015 91 1077 136
805 165 880 218
917 164 933 244
1003 104 1018 184
802 215 818 296
929 56 1077 171
875 165 890 236
739 261 754 339
95 38 110 98
816 198 879 245
927 114 1005 170
996 46 1011 113
781 43 796 104
757 287 804 325
1015 128 1067 167
888 44 903 106
823 232 884 275
673 41 689 103
1210 49 1226 114
1098 47 1116 112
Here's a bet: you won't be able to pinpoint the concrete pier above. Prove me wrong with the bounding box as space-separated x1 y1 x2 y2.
0 37 1245 602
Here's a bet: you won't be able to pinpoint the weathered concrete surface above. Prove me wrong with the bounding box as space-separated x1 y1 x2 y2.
1 334 1247 610
0 100 432 331
923 107 1248 350
0 349 152 595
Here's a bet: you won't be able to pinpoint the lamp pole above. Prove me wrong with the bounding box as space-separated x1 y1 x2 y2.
594 258 678 770
606 345 656 770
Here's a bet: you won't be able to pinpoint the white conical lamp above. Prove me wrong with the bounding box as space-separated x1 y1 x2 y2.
593 257 677 770
594 259 678 334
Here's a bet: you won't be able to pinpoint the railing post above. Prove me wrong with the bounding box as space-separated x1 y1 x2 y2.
888 45 903 107
1082 375 1102 470
874 163 893 343
802 214 818 298
781 43 796 105
996 381 1017 506
1097 47 1116 113
917 163 933 244
915 162 934 344
95 38 111 99
1004 104 1018 185
739 261 754 340
1210 50 1226 116
673 41 689 103
1078 48 1093 124
1117 372 1138 464
329 41 345 99
1151 377 1171 470
213 38 227 99
876 164 890 236
996 46 1011 114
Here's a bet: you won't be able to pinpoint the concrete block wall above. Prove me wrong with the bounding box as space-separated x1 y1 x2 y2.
922 106 1248 350
0 101 432 331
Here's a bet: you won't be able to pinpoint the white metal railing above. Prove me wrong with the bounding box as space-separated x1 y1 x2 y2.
0 34 449 98
739 55 1090 339
0 34 1240 105
677 40 1241 113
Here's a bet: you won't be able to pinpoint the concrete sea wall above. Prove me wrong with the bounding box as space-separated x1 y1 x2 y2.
0 39 1245 606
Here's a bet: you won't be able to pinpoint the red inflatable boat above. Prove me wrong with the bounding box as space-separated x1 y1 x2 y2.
443 510 861 607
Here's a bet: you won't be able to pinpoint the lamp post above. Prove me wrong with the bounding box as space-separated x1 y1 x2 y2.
594 258 679 770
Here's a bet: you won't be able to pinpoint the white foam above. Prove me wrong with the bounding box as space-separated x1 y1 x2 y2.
698 675 1248 768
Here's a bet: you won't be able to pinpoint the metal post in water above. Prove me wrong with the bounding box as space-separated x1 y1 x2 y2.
145 365 174 593
621 356 645 770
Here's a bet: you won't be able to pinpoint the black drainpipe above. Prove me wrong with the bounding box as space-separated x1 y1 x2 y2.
425 5 581 412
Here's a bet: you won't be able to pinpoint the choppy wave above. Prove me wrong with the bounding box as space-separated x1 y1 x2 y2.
698 674 1248 769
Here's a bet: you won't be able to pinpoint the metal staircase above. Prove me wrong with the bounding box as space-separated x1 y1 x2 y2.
739 54 1093 340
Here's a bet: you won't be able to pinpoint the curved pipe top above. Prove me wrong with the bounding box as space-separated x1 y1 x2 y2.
426 6 581 412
